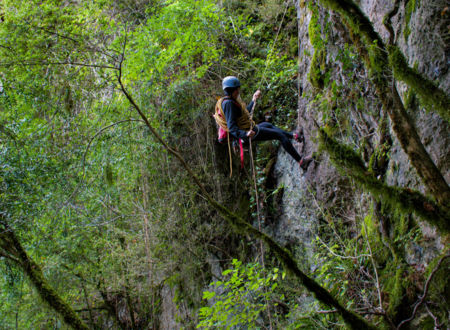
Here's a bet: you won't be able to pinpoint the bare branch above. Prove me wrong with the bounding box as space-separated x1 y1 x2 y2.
0 250 20 263
383 0 400 45
74 306 108 312
316 234 371 260
317 309 339 314
397 254 449 329
0 61 117 70
35 27 119 60
425 304 441 329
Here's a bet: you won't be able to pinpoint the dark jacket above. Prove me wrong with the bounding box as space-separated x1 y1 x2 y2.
222 97 254 141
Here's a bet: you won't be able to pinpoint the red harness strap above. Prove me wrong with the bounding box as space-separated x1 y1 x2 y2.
239 139 244 169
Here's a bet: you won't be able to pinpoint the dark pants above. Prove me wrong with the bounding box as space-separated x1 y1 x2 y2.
253 122 301 162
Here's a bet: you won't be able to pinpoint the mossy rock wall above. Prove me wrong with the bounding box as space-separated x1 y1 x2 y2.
265 0 448 325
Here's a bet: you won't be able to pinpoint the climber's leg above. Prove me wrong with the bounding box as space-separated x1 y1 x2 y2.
257 122 293 139
253 123 301 162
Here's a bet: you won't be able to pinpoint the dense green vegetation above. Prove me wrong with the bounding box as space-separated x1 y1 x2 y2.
0 0 301 328
1 0 448 329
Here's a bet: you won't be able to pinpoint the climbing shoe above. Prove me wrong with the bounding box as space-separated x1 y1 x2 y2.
293 128 304 143
299 156 313 171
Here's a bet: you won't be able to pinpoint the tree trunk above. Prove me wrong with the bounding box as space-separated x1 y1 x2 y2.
317 0 450 207
5 224 89 330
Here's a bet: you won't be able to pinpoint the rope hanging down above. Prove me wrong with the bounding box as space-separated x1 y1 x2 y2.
247 0 290 261
247 5 289 325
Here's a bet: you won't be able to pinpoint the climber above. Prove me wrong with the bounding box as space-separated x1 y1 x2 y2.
214 76 312 171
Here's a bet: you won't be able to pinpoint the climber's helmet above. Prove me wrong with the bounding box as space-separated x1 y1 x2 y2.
222 76 241 90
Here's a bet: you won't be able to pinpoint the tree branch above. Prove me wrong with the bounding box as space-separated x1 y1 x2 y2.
319 128 450 233
396 254 449 329
1 219 89 330
387 45 450 123
0 61 116 70
318 0 450 207
383 0 400 45
425 304 441 329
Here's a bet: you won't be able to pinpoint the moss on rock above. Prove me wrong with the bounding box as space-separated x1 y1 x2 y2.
307 3 328 90
388 45 450 122
318 128 450 233
403 0 420 40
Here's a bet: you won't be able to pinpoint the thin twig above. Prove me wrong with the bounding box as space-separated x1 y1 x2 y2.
316 234 371 260
425 303 441 329
0 61 116 70
362 219 383 311
0 250 20 263
317 308 388 317
82 119 144 177
397 254 449 329
317 309 339 314
35 27 118 60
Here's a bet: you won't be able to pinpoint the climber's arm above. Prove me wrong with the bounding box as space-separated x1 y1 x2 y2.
246 89 261 112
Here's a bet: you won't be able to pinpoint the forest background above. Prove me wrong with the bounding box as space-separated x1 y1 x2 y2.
0 0 449 329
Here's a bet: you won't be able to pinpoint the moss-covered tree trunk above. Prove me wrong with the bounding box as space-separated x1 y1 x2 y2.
317 0 450 207
2 222 89 330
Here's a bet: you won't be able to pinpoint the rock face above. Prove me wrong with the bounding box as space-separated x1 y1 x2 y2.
270 0 448 323
272 0 449 259
272 147 316 268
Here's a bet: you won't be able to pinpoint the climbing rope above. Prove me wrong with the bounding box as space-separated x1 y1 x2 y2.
247 0 290 227
247 5 290 327
214 1 290 276
247 0 290 261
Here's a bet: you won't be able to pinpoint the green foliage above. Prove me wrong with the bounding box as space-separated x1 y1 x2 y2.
126 0 222 84
3 0 446 328
197 259 285 329
0 0 303 327
0 0 230 327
